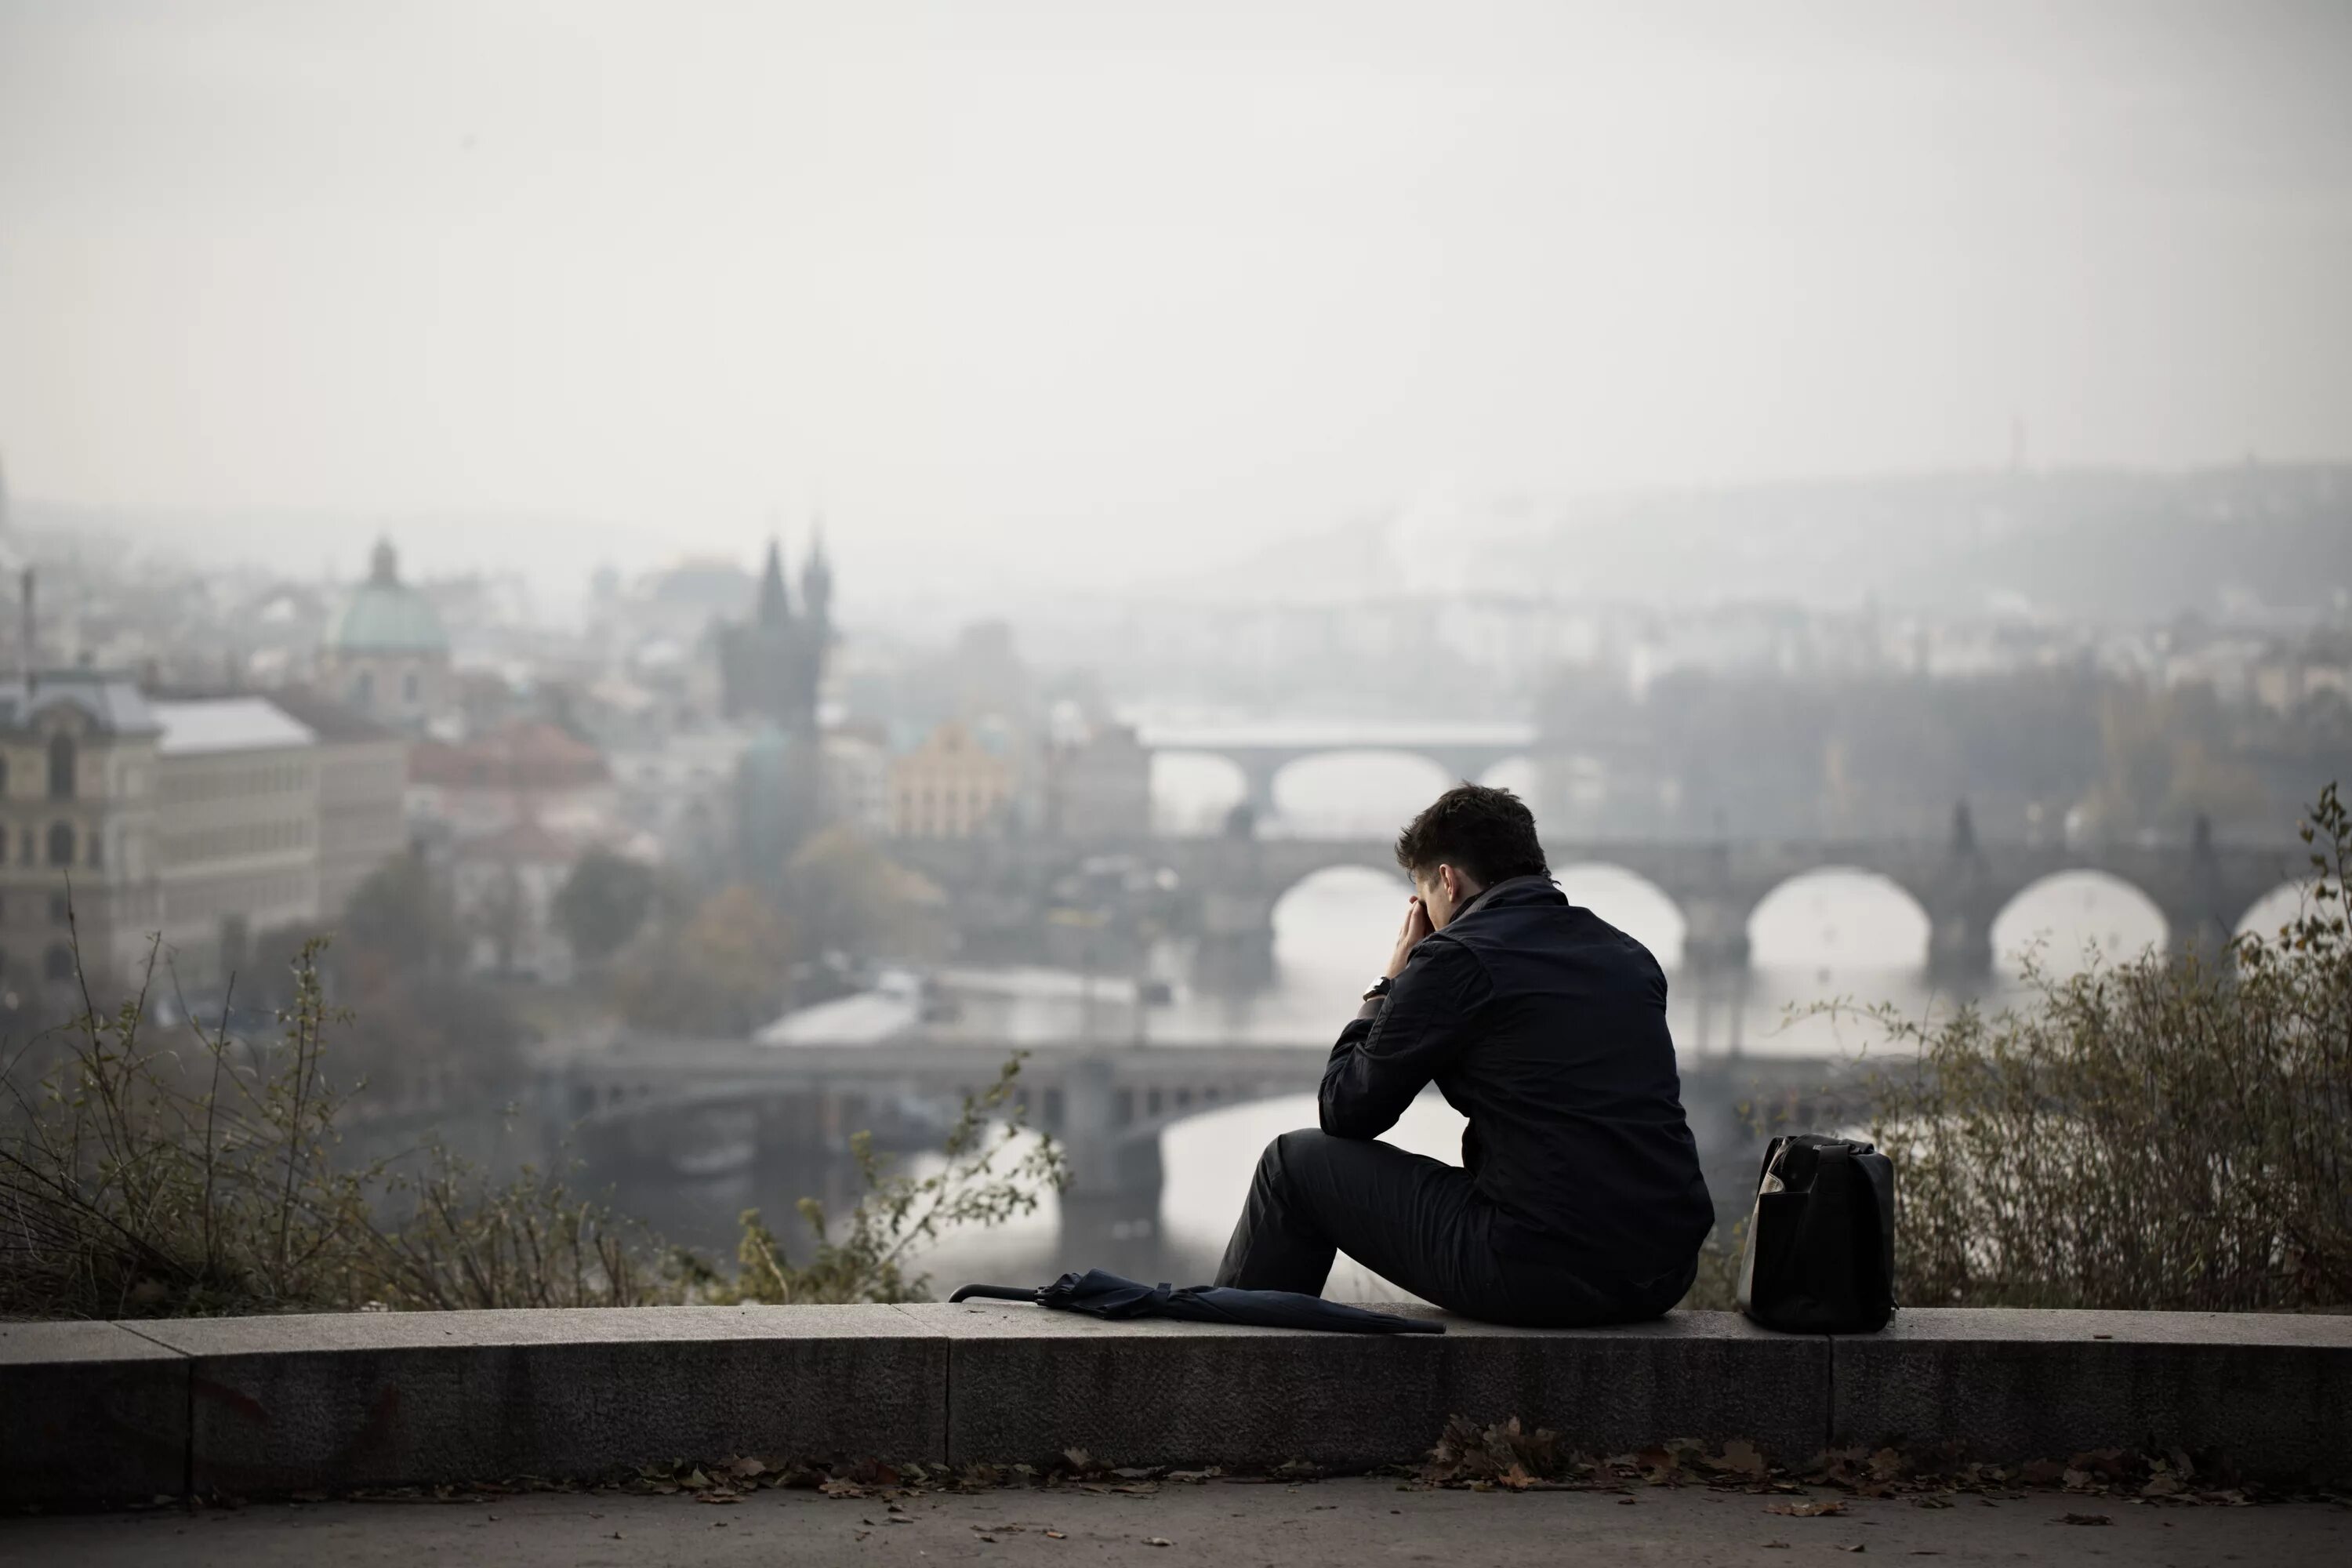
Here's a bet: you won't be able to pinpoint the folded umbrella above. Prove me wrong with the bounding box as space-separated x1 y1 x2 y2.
949 1268 1445 1334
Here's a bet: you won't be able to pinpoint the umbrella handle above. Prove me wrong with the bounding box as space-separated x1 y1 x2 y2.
947 1284 1040 1304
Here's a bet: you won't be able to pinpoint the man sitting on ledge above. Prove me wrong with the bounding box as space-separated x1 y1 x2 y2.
1215 783 1715 1327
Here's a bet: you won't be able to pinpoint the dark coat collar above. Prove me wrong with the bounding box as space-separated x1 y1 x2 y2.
1445 873 1563 924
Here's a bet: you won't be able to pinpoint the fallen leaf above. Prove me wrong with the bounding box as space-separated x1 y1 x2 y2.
1062 1447 1095 1473
977 1535 996 1544
1146 1537 1173 1548
2059 1512 2112 1526
1715 1439 1769 1479
728 1457 768 1479
821 1479 868 1500
1840 1547 1867 1555
1617 1497 1637 1506
1045 1530 1066 1539
1766 1500 1849 1518
1762 1542 1790 1550
695 1492 740 1505
854 1530 871 1541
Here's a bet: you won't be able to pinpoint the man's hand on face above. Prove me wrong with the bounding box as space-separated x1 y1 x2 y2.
1385 895 1435 979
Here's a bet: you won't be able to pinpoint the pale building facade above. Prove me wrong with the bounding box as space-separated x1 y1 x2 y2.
266 688 409 914
822 730 894 838
0 671 163 999
890 720 1012 839
151 699 321 984
1044 722 1152 840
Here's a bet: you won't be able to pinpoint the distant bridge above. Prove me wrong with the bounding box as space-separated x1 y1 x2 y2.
551 1035 1870 1204
892 811 2303 981
1134 720 1537 822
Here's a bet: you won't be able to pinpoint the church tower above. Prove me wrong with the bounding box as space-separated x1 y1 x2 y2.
755 537 792 628
719 529 831 742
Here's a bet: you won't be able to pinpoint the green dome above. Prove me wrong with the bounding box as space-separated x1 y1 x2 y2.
328 539 448 654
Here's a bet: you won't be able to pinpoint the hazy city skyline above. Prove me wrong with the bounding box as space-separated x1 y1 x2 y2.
5 1 2350 601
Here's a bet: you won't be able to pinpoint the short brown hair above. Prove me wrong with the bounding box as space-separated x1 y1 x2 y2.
1393 783 1548 887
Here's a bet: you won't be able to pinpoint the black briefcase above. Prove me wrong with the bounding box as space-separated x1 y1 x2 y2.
1736 1134 1896 1333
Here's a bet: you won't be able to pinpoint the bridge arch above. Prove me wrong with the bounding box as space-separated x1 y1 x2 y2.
1475 754 1541 795
1267 862 1414 999
1555 861 1688 969
1149 750 1249 836
1266 749 1456 838
2233 878 2318 946
1748 867 1935 975
1990 869 2169 977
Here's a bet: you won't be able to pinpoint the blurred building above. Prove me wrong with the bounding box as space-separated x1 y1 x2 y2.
316 539 454 731
266 687 410 914
891 720 1011 839
0 668 164 999
608 726 753 867
1044 721 1152 839
449 818 576 984
407 719 617 845
822 728 893 838
151 698 321 984
719 535 833 740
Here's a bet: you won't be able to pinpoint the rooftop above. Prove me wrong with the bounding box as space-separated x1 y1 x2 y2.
265 684 399 743
151 697 317 757
0 670 160 736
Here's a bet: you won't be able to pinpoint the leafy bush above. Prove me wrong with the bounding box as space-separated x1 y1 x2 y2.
1849 786 2352 1312
1 931 1063 1319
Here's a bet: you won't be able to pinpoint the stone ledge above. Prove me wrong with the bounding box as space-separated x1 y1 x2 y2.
0 1320 189 1508
906 1301 1829 1470
1834 1308 2352 1484
2 1305 2347 1508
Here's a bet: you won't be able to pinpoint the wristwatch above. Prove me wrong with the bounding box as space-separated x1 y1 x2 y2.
1360 975 1394 1003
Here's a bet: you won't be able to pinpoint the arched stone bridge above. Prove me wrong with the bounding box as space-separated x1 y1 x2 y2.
1137 720 1536 822
551 1035 1868 1205
893 811 2303 981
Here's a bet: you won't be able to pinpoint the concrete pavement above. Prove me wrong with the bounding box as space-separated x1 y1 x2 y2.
2 1479 2344 1568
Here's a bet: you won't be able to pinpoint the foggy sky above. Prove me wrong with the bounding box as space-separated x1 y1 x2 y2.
2 0 2348 598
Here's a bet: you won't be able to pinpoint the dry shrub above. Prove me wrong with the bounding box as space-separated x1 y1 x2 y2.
2 929 1062 1319
1853 785 2352 1311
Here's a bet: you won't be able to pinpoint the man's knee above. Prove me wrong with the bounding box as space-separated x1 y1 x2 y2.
1257 1127 1329 1188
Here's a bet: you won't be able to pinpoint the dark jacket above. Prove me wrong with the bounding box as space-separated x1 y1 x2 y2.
1319 875 1715 1283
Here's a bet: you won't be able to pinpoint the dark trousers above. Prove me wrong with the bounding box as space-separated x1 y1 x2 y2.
1213 1129 1693 1328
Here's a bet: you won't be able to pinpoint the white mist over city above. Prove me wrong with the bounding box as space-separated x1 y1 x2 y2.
2 1 2349 1305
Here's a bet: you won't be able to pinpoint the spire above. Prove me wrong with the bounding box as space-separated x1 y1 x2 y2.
801 515 833 630
755 535 791 626
368 536 399 586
